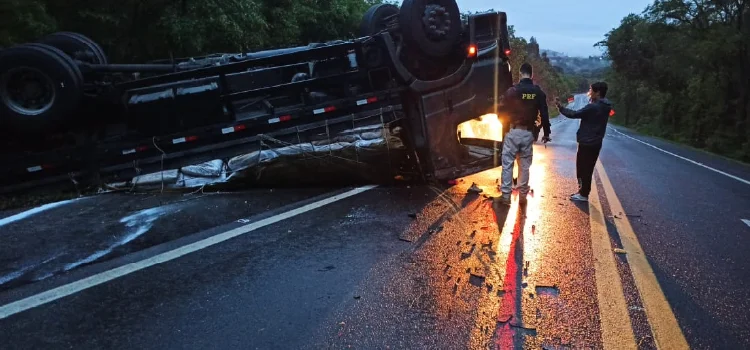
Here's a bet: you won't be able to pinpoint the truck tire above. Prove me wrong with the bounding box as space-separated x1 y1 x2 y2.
360 4 400 37
399 0 461 58
23 43 84 89
38 32 108 64
0 44 83 134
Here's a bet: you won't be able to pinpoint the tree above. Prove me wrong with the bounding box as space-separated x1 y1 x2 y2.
599 0 750 160
0 0 391 62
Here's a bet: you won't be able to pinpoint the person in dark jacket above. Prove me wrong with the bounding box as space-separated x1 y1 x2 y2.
555 82 612 202
498 63 551 205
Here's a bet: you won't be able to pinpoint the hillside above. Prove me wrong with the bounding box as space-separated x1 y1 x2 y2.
540 49 610 76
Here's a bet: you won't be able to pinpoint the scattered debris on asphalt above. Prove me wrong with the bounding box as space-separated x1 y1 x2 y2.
467 183 483 193
469 273 486 286
614 248 627 254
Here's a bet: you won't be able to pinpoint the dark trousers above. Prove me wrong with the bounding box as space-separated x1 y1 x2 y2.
576 143 602 197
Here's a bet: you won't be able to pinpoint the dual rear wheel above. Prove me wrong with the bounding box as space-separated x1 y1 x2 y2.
0 32 105 135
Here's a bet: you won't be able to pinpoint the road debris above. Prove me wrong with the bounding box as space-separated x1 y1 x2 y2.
613 248 627 254
469 273 486 287
407 213 417 219
468 183 483 193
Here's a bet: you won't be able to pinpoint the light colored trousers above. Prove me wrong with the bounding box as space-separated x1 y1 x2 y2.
500 128 534 196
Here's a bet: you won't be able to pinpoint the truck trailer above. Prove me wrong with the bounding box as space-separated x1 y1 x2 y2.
0 0 515 193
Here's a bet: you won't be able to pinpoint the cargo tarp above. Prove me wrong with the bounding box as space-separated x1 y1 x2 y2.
116 109 411 190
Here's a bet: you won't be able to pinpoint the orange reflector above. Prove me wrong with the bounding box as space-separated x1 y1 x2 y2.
468 45 477 57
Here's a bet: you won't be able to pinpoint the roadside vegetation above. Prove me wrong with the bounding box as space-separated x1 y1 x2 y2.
599 0 750 161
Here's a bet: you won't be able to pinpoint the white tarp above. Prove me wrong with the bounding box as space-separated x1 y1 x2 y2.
114 116 408 191
181 159 224 177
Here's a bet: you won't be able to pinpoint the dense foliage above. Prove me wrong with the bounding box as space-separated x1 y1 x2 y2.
0 0 392 62
599 0 750 160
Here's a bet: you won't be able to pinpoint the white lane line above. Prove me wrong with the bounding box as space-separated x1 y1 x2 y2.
0 185 377 320
743 219 750 228
609 127 750 186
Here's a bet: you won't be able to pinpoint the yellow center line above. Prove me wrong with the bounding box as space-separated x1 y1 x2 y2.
588 180 638 349
596 162 690 350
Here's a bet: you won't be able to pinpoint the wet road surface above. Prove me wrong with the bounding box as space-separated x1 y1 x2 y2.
1 104 750 349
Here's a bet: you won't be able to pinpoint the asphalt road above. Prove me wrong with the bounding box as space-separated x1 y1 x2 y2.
1 100 749 349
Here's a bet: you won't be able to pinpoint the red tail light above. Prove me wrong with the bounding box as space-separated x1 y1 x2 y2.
504 49 511 56
609 109 616 117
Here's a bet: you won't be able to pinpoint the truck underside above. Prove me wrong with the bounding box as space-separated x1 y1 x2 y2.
0 0 514 194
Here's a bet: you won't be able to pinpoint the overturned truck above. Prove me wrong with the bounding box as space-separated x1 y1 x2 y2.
0 0 515 193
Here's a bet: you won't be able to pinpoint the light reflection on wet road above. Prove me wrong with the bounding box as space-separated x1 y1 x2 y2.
1 112 750 349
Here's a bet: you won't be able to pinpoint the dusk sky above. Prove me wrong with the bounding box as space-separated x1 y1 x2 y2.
398 0 655 56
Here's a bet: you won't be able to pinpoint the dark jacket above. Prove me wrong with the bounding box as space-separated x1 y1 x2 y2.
559 98 612 146
503 78 551 136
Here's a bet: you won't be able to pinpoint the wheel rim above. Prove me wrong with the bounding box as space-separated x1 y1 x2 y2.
421 4 453 41
0 67 56 116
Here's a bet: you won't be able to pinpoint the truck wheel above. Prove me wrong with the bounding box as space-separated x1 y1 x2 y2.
23 43 84 89
360 4 400 37
399 0 461 58
38 32 108 64
0 44 83 134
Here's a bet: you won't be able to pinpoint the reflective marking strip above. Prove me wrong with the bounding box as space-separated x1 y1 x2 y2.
173 136 198 144
123 145 148 154
221 124 247 133
27 166 42 172
357 97 378 105
313 106 335 114
269 115 292 124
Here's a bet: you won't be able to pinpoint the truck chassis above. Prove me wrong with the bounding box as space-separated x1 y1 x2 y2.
0 0 513 194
